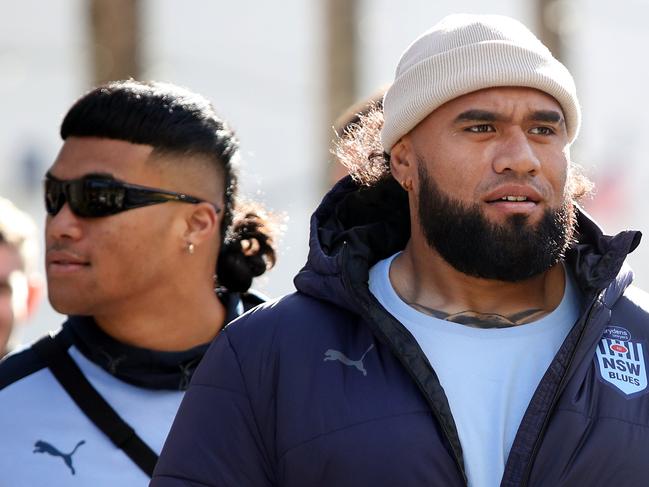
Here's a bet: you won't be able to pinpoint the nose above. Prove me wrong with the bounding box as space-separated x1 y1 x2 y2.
46 203 83 243
492 128 541 176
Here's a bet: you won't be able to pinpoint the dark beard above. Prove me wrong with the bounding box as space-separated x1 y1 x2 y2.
417 164 576 282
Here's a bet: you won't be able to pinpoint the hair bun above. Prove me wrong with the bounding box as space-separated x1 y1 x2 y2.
216 208 277 293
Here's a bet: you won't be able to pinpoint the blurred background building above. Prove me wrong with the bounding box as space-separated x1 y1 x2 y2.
2 0 648 344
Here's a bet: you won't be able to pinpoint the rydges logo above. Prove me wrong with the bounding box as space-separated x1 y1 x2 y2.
595 326 647 397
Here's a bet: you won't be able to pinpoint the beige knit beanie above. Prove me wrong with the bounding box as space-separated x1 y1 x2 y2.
381 14 580 153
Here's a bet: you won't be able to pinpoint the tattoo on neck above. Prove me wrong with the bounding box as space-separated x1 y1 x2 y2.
395 291 546 328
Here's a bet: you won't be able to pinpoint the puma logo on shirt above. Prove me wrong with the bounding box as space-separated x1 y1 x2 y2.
324 344 375 376
33 439 86 475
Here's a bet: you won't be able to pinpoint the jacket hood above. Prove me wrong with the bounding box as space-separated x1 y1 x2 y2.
294 175 642 313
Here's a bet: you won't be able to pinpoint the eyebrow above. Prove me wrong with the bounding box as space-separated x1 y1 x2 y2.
454 109 565 125
454 110 503 123
526 110 564 125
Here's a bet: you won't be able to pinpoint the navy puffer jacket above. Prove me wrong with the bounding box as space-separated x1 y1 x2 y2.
152 177 648 487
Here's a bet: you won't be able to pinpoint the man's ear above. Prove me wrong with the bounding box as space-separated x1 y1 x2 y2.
390 137 416 192
184 203 220 247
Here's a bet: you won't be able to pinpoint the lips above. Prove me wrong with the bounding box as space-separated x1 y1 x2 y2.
483 185 543 204
46 250 90 272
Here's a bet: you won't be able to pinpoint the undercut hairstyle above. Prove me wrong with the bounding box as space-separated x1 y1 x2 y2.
334 107 593 200
0 197 39 275
61 80 276 292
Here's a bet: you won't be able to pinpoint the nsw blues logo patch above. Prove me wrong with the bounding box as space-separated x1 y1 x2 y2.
595 326 648 397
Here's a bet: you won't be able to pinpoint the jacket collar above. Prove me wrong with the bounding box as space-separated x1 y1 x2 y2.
295 176 642 312
63 291 244 390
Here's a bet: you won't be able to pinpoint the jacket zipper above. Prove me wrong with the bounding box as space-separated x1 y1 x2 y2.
340 242 469 485
519 292 604 487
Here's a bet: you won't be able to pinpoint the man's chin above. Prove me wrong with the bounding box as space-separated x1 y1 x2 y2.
482 206 536 226
49 294 95 316
483 199 543 220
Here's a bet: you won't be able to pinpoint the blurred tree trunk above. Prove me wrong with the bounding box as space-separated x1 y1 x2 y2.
535 0 564 62
89 0 140 85
324 0 358 186
326 0 358 127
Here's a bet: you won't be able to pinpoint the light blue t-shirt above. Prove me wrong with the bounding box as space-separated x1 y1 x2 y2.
369 253 581 487
0 346 184 486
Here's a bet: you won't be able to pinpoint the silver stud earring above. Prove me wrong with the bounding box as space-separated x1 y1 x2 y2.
187 242 195 255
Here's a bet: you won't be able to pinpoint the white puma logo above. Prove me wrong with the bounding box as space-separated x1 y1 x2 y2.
324 344 375 376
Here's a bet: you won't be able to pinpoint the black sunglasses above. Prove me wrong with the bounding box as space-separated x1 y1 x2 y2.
44 173 221 218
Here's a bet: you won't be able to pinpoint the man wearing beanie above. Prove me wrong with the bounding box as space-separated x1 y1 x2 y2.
153 14 649 487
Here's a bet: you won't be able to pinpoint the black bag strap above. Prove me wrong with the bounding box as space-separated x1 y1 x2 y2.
32 333 158 477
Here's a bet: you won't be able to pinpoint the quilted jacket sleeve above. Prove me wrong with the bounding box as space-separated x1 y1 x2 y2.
151 329 274 486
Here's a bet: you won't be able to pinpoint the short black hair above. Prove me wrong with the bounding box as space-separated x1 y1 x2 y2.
61 80 239 235
60 80 276 292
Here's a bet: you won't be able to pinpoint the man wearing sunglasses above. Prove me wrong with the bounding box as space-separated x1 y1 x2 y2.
0 80 277 486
